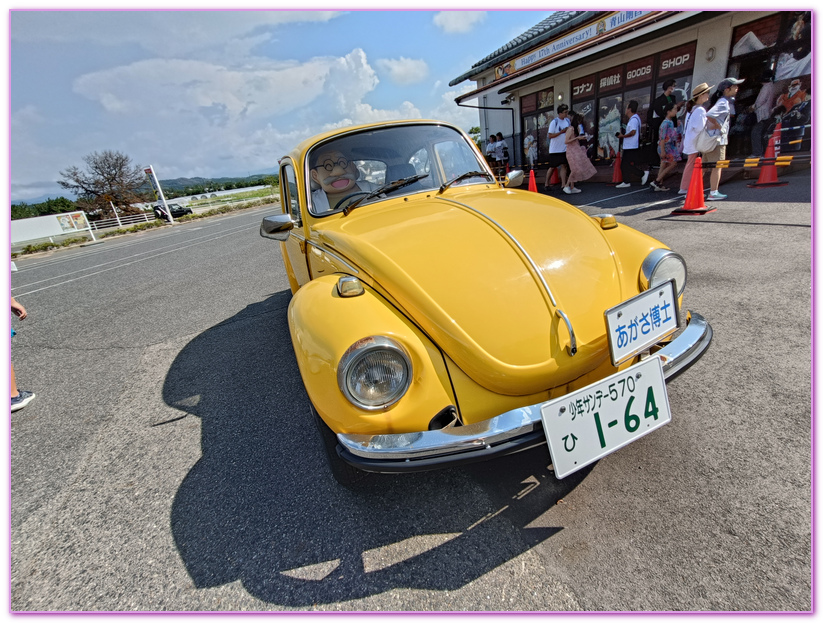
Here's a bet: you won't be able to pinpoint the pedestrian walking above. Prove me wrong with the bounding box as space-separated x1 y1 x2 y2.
650 101 680 191
563 112 596 194
11 297 35 413
543 104 570 191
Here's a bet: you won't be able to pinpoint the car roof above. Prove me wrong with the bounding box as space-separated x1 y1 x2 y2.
284 119 462 164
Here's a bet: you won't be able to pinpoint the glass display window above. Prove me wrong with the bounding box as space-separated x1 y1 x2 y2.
521 88 555 166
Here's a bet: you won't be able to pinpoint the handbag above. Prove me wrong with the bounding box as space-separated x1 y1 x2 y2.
694 127 721 154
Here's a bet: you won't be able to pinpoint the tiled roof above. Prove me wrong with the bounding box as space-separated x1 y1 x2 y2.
449 10 606 87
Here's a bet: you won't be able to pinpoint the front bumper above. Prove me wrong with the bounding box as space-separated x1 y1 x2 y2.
337 311 712 473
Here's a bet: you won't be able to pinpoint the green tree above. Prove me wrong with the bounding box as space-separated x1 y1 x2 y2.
10 196 77 220
58 150 148 217
469 126 482 150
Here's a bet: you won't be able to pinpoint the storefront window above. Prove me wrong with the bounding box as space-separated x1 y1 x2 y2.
520 88 554 167
598 94 622 159
596 64 622 159
571 75 596 159
727 12 811 156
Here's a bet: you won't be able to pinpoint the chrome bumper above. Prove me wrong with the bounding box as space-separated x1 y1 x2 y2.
337 311 712 473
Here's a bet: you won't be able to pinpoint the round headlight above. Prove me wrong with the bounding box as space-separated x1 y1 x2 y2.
337 336 411 410
640 249 687 297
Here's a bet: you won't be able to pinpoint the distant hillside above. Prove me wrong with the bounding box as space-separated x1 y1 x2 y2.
13 172 279 206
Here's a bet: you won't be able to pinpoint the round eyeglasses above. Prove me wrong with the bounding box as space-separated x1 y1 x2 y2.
316 157 349 172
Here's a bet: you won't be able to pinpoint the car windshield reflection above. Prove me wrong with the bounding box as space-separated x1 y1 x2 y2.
307 124 490 215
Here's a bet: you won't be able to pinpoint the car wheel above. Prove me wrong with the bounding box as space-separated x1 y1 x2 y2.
310 404 368 487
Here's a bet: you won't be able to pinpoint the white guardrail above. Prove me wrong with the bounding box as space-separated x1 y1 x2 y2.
89 213 155 230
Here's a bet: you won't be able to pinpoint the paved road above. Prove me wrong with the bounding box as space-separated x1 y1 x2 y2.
10 169 811 611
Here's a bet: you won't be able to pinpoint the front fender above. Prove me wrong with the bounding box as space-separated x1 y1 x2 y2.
288 274 456 435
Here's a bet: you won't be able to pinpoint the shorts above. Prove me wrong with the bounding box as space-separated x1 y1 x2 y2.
702 144 726 163
547 152 568 168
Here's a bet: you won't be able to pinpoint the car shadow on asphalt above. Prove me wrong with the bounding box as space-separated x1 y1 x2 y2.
164 290 591 607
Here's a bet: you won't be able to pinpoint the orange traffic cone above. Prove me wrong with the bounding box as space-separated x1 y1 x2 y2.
671 157 716 215
528 169 538 192
549 168 560 186
506 162 511 175
748 134 788 188
609 152 623 185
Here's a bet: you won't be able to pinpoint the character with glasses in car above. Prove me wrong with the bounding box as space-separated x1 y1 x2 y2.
309 148 377 213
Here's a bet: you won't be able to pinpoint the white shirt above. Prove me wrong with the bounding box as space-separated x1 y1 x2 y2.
622 114 642 150
494 139 505 161
707 97 732 146
548 117 570 153
682 106 707 155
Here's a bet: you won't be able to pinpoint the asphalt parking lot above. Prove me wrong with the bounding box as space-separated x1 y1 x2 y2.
9 166 811 612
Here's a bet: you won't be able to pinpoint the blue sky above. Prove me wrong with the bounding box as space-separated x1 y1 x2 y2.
8 8 552 203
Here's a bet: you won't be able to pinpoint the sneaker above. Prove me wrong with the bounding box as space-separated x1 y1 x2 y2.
707 190 726 201
615 182 631 188
641 170 650 185
649 180 659 190
571 187 582 193
654 184 670 192
11 390 35 412
562 186 572 195
677 189 689 195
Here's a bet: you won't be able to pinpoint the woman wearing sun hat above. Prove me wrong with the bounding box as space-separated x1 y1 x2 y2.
678 82 721 196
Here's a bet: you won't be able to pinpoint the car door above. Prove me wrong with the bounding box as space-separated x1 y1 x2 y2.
280 160 312 287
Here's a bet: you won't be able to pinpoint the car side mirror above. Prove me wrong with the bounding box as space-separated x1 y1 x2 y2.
503 170 524 188
260 214 295 241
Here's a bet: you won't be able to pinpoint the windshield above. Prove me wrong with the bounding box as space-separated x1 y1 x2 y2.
306 124 490 215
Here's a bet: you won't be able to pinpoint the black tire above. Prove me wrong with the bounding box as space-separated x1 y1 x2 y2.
310 404 368 487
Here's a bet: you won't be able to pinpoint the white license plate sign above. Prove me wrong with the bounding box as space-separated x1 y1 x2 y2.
605 280 680 366
541 356 671 479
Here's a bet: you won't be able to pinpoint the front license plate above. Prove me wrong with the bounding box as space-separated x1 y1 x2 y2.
541 356 671 479
605 279 680 366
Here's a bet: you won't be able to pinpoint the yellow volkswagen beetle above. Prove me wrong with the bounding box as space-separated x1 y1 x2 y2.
261 120 712 485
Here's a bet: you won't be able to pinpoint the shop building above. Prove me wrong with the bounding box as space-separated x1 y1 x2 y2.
450 10 811 172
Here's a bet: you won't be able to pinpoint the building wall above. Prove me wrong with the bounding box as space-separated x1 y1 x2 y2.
475 11 789 165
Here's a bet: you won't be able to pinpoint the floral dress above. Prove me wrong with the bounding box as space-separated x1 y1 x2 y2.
565 127 596 184
657 118 679 164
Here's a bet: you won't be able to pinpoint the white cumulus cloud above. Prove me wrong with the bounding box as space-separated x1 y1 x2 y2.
375 57 429 85
433 11 486 34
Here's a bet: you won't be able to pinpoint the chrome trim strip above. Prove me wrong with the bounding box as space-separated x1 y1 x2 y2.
305 240 360 274
337 311 712 462
554 309 578 356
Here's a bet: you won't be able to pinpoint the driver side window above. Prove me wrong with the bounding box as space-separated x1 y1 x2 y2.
281 163 301 226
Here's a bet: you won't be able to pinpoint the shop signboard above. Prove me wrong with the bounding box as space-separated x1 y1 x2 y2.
657 42 696 78
623 56 655 88
597 64 623 95
571 75 596 100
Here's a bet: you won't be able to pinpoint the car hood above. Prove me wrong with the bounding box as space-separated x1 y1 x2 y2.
315 189 630 395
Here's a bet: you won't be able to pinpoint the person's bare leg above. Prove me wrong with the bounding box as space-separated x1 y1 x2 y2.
11 362 18 399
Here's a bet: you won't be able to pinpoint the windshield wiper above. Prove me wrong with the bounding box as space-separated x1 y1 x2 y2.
438 171 494 194
343 174 430 216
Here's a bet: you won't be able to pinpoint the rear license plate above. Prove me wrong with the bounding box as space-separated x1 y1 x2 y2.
541 356 671 479
605 280 680 366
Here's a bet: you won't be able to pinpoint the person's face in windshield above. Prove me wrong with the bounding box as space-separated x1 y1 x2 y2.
310 149 359 197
